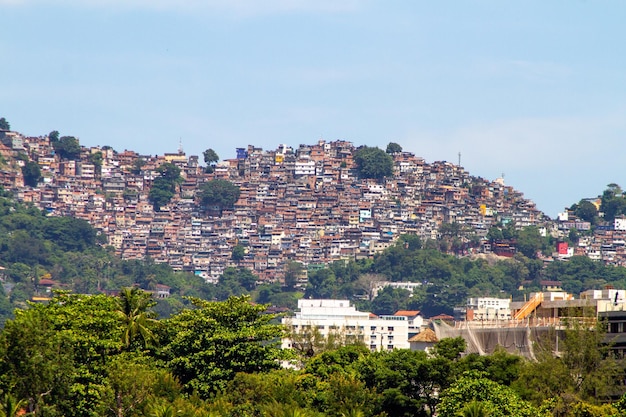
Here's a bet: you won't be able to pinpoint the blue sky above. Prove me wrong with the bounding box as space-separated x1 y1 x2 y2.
1 0 625 218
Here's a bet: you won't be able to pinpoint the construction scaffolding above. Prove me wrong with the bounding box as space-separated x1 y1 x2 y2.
433 318 566 360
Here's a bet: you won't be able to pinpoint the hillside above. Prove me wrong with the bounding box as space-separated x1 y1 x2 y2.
0 126 547 286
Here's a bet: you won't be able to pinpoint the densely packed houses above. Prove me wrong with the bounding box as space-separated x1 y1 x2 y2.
0 130 560 283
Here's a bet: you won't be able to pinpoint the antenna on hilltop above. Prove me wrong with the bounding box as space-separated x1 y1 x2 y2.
458 152 461 167
178 138 184 154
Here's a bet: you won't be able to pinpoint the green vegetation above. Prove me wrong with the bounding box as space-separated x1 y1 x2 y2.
203 148 219 173
0 118 10 131
21 161 41 187
385 142 402 154
353 146 393 179
52 135 81 160
149 163 183 211
0 292 622 416
199 178 241 215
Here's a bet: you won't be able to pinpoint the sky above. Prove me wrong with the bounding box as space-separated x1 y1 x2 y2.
1 1 625 218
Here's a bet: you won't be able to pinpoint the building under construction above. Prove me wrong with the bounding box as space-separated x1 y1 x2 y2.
435 288 626 359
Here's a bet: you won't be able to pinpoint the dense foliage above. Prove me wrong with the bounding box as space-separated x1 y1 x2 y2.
0 289 622 416
353 146 394 179
148 163 183 211
199 179 241 214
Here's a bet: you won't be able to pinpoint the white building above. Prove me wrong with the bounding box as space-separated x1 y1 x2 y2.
282 299 410 351
466 297 512 320
371 281 422 299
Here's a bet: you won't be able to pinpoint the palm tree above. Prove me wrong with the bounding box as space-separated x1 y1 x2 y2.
115 287 159 350
457 400 489 417
0 393 27 417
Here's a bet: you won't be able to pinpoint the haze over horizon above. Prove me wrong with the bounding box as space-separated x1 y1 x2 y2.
2 1 625 218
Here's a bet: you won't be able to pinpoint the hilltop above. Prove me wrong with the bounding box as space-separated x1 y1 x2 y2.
0 122 546 285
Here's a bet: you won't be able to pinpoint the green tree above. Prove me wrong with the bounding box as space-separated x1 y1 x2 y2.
131 158 146 175
159 295 285 398
148 179 175 211
48 130 59 142
115 287 159 350
53 136 81 160
157 162 182 183
284 261 304 291
0 292 124 416
232 244 245 262
21 161 41 187
89 151 103 176
386 142 403 154
353 146 394 179
104 354 170 417
516 226 544 259
573 200 598 224
149 163 182 211
437 373 544 417
0 393 27 417
203 148 219 173
199 179 241 215
0 118 9 130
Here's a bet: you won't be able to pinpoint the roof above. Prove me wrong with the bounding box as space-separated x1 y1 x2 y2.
408 328 438 343
394 310 421 317
430 314 454 321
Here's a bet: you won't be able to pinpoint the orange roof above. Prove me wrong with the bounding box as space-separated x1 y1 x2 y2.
394 310 421 317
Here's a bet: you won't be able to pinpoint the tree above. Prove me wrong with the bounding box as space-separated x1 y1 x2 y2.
232 244 245 262
131 158 146 175
21 161 41 187
284 261 304 291
0 292 124 416
89 151 103 176
115 287 159 350
386 142 402 154
159 296 285 398
0 118 10 131
573 200 598 224
353 146 394 179
48 130 59 142
157 162 182 183
203 148 219 173
199 179 241 215
149 179 175 211
53 136 81 160
149 163 183 211
437 372 544 417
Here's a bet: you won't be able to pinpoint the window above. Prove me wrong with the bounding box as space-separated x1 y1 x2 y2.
370 334 377 339
317 325 325 330
370 326 377 331
387 345 394 350
388 335 394 340
387 326 394 332
370 344 377 350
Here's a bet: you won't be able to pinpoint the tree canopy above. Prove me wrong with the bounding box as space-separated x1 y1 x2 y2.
149 163 183 211
52 136 81 160
0 118 10 131
199 179 241 215
21 161 41 187
386 142 403 154
353 146 394 179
